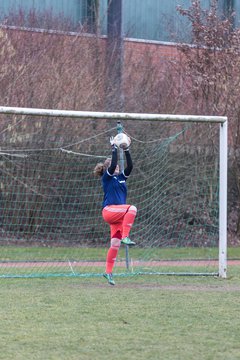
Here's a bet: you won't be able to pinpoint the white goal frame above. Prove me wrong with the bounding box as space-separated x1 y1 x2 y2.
0 106 228 278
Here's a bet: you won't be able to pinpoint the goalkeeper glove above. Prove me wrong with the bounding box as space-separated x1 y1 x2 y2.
122 144 130 152
110 136 117 150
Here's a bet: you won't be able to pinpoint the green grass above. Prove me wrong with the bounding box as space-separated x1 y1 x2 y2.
1 246 240 261
0 265 239 360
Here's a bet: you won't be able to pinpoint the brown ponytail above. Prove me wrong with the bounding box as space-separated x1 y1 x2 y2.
93 158 111 177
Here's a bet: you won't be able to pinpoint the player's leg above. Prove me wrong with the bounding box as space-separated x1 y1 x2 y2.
102 205 137 284
102 207 123 285
103 230 121 285
121 205 137 245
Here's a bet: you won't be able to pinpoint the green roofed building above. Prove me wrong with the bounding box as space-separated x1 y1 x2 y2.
0 0 238 42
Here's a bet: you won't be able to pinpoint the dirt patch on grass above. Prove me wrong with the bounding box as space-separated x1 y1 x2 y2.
74 282 240 292
118 283 240 291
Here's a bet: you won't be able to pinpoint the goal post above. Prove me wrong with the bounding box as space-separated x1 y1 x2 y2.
0 106 228 279
219 120 228 278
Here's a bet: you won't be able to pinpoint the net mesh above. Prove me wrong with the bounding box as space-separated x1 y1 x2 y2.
0 114 220 278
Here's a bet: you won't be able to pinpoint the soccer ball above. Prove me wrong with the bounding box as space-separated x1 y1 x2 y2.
113 133 131 149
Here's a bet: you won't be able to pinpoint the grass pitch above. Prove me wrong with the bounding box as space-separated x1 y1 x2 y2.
0 264 240 360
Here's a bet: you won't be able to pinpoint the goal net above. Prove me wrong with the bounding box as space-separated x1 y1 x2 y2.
0 107 227 279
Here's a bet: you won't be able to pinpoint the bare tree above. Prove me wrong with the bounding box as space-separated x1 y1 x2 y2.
176 0 240 240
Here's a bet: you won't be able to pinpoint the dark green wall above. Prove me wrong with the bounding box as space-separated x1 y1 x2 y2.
0 0 235 42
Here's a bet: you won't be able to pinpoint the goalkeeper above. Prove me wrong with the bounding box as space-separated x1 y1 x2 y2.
93 137 137 285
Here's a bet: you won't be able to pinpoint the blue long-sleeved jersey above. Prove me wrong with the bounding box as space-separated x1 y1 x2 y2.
101 146 133 208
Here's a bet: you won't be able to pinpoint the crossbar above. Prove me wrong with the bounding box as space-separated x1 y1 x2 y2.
0 106 227 123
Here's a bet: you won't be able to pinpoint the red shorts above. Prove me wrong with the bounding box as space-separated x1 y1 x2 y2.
102 205 131 238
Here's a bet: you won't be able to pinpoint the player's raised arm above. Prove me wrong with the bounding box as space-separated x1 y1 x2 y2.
107 137 118 175
123 147 133 177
